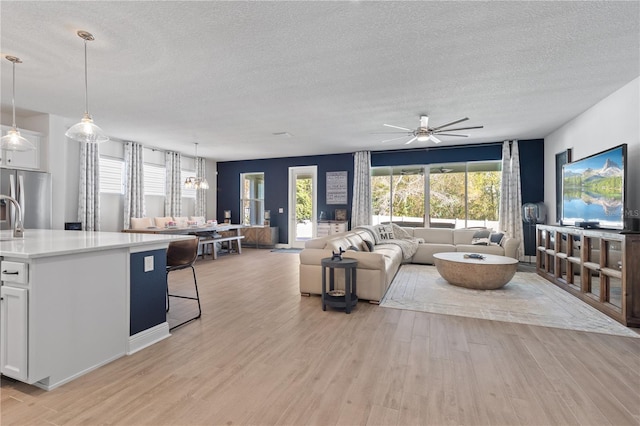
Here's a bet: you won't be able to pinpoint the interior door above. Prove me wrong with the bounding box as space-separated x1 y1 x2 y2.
288 166 317 248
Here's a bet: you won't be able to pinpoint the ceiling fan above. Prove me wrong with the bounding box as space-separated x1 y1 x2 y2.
379 115 483 145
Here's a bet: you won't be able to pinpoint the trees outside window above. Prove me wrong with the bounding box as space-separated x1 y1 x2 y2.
371 161 501 228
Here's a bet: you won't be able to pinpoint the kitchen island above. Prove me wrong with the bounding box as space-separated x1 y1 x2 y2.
0 229 194 390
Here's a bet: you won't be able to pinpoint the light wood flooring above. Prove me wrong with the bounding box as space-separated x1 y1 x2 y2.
2 249 639 425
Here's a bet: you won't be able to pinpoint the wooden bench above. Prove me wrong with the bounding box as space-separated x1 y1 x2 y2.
198 235 245 260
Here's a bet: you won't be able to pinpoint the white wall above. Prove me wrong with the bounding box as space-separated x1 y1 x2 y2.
544 77 640 226
45 114 80 229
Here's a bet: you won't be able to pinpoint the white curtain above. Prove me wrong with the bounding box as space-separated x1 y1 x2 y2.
195 156 206 217
499 140 525 259
123 142 145 229
351 151 372 227
164 151 182 217
78 142 100 231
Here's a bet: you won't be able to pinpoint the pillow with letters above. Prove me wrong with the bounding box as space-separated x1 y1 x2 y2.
375 224 395 241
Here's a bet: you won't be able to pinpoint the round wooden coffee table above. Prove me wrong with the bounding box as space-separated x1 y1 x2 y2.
433 252 518 289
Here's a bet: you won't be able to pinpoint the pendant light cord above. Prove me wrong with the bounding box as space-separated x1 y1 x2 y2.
84 38 89 115
11 59 17 128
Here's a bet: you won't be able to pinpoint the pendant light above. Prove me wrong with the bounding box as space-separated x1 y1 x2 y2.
65 30 109 144
0 56 35 151
184 143 209 190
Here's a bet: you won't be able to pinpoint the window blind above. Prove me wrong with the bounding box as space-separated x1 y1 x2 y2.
144 163 166 196
99 157 124 194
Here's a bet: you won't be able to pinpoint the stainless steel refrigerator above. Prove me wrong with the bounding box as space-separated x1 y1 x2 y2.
0 168 52 230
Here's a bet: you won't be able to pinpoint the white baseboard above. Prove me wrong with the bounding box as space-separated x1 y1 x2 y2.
127 322 171 355
34 351 125 391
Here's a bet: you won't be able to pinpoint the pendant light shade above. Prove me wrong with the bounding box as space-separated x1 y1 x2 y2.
1 56 35 152
184 143 209 190
65 30 109 144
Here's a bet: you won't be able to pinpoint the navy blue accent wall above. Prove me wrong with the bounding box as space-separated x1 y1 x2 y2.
517 139 545 204
217 153 354 244
130 249 167 336
216 139 544 244
371 143 503 167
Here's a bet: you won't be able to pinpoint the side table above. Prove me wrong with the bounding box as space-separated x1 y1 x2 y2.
321 257 358 314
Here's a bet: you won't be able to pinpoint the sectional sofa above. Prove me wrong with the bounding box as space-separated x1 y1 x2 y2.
299 226 520 304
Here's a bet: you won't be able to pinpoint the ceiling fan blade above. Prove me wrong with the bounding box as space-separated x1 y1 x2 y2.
431 117 469 131
381 135 412 143
404 136 418 145
370 131 412 135
433 125 483 133
384 124 413 131
434 133 469 137
429 135 442 144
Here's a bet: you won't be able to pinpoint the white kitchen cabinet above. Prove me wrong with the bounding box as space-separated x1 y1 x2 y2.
0 285 28 382
0 125 41 170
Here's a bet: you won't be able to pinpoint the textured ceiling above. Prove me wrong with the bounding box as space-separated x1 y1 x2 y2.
1 1 638 162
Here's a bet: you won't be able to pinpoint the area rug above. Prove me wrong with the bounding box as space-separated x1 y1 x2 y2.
381 264 638 338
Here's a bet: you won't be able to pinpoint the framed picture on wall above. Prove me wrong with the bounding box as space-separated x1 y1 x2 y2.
335 208 347 221
555 148 572 222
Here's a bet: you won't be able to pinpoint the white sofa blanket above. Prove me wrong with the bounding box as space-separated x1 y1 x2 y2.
355 224 421 260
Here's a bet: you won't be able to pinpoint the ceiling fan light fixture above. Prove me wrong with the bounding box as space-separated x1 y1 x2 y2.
416 134 430 142
1 55 35 152
65 30 109 144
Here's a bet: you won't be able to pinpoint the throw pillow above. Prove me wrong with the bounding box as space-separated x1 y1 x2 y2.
471 229 491 245
347 245 359 251
376 224 395 241
490 232 505 246
391 223 412 240
362 240 374 252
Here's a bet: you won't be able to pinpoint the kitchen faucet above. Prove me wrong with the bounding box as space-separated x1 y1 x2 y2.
0 194 24 238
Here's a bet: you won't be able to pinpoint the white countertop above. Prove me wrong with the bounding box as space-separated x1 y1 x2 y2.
0 229 194 259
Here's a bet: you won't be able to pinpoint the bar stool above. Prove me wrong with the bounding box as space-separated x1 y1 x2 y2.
166 237 201 330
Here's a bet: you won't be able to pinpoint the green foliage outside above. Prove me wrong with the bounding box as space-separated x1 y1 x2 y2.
372 169 501 222
296 178 312 221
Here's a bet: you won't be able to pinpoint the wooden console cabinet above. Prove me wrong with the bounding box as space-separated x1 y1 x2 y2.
241 226 279 248
536 224 640 327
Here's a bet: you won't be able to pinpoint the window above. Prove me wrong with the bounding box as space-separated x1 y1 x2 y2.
99 157 124 194
240 172 264 225
144 163 166 196
181 169 196 199
371 166 425 226
371 161 501 228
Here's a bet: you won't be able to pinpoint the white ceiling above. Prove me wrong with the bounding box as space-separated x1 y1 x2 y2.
1 1 638 162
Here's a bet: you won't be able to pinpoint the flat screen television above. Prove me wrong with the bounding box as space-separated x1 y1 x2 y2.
561 144 627 230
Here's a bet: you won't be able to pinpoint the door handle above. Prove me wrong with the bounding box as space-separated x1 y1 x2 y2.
2 270 19 275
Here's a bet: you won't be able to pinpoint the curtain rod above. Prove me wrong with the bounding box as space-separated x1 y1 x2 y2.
111 137 198 158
